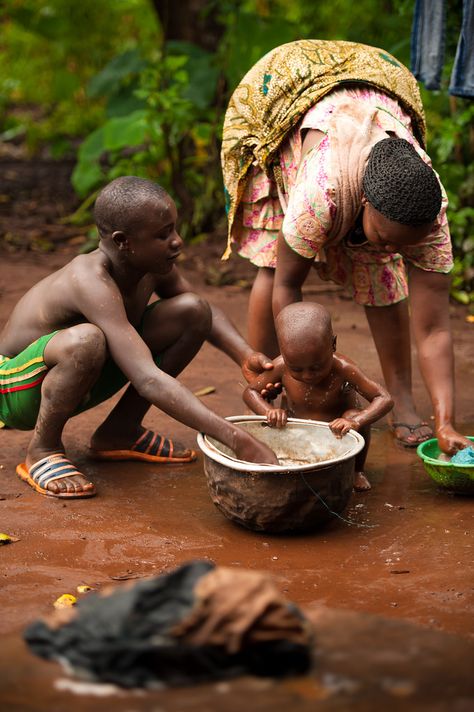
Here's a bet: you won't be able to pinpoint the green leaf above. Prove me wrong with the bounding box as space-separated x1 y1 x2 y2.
71 161 104 198
451 289 470 305
106 84 146 118
102 110 148 151
166 41 219 110
77 126 106 162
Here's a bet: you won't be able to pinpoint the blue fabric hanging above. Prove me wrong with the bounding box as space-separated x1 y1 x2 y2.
411 0 474 97
411 0 446 90
449 0 474 97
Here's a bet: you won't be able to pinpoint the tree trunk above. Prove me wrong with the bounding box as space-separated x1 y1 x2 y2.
150 0 225 51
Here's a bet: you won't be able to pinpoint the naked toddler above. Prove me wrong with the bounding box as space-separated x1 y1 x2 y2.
243 303 393 491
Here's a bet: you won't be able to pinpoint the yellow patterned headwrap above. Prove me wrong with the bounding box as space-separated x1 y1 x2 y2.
221 39 426 258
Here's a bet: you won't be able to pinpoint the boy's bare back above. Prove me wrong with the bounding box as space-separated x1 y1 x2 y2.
1 252 125 355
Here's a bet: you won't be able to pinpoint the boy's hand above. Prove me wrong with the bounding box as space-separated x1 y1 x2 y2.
234 430 279 465
241 351 282 402
266 408 288 428
330 417 359 437
241 351 273 382
437 424 471 455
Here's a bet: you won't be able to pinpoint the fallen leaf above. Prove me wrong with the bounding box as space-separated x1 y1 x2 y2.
466 315 474 324
193 386 216 397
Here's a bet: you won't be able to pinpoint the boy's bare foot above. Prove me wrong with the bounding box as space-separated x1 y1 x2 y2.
354 471 371 492
19 451 96 498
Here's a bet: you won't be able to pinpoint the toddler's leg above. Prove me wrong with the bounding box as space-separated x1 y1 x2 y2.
344 408 371 492
26 324 107 495
90 293 211 454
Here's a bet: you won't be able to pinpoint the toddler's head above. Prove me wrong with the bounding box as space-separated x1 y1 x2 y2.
275 303 335 384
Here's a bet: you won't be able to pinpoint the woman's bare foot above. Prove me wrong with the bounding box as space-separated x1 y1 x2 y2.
389 405 432 447
354 471 371 492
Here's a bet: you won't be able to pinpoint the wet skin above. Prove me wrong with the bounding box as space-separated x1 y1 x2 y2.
244 123 470 454
244 330 393 491
0 195 278 496
270 199 470 454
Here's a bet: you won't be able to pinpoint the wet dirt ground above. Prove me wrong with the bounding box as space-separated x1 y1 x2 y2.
0 161 473 708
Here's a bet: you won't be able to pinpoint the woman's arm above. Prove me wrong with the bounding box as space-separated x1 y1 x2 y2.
408 266 470 454
273 232 315 318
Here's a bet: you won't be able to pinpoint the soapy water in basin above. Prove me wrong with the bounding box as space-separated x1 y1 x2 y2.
278 455 333 467
210 437 340 467
204 418 359 471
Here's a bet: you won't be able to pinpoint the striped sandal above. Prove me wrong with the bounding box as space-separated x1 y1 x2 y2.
16 454 96 499
91 430 197 464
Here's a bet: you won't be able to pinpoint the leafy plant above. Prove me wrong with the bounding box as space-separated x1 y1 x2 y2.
71 41 221 239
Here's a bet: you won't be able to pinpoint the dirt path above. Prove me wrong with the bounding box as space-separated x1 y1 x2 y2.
0 157 473 710
1 241 473 643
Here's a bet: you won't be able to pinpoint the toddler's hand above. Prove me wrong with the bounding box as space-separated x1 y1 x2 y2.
266 408 288 428
260 381 283 403
330 417 358 437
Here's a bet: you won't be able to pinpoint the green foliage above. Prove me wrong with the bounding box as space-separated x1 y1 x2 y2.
71 42 221 238
0 0 472 300
421 89 474 304
0 0 158 155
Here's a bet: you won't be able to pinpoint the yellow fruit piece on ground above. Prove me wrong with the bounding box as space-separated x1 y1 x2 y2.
53 594 77 609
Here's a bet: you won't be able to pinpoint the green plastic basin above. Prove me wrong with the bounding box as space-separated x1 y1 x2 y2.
416 437 474 494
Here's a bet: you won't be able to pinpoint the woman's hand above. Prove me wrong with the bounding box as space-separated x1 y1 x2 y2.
266 408 288 428
437 424 471 455
330 417 359 437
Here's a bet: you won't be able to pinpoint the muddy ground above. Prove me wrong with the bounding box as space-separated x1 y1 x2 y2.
0 158 473 710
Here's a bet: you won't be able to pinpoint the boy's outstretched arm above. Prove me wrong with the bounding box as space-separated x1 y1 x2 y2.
333 355 394 433
74 268 279 465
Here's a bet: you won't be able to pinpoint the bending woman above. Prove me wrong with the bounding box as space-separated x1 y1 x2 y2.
221 39 469 453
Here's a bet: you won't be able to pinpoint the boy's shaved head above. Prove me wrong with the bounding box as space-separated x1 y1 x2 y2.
276 302 333 353
94 176 170 236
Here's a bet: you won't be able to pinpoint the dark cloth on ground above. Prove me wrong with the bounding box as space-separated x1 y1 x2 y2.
24 561 313 688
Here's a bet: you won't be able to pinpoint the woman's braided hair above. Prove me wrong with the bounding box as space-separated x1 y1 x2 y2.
362 138 442 225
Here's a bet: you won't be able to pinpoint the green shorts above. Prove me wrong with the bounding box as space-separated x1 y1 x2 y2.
0 304 161 431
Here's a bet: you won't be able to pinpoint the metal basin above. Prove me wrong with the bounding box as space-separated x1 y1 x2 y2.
197 416 365 533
